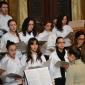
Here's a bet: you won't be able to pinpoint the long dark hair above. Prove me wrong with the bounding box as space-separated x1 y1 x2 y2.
26 38 42 63
6 40 16 50
22 17 37 36
56 16 63 31
8 19 21 41
68 47 81 59
81 44 85 64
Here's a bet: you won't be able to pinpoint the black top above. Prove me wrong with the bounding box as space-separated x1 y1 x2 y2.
56 48 66 78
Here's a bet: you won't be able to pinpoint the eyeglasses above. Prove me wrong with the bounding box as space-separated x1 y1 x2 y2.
57 42 65 44
78 38 85 40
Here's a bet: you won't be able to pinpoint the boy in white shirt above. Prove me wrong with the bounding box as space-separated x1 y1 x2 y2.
0 1 12 33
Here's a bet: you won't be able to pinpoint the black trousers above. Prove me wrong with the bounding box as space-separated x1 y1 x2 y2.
55 77 65 85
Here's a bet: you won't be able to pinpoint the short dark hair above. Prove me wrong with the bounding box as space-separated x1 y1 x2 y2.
75 31 85 39
68 47 81 59
73 31 85 46
0 1 8 8
6 40 16 49
56 16 63 31
56 37 64 43
8 19 17 27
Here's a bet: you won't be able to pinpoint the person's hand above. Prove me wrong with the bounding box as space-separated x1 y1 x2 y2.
16 78 23 85
52 80 55 85
63 64 69 70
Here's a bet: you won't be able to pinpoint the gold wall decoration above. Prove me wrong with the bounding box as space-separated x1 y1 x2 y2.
18 0 28 29
71 0 81 20
71 0 85 20
8 0 28 30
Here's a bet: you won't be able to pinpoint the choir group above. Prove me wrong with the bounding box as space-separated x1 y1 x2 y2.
0 1 85 85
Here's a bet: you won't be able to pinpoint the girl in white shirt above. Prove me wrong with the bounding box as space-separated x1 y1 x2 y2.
19 18 37 44
49 37 69 85
36 20 53 60
21 37 46 68
52 16 73 47
1 19 20 51
0 41 23 85
37 20 53 41
21 38 46 85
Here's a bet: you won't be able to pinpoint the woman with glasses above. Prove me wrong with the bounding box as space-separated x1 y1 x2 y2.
71 31 85 59
49 37 69 85
19 17 37 44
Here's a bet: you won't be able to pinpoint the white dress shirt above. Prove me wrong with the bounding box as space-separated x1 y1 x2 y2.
46 33 57 55
0 14 12 31
0 32 19 52
19 32 34 44
36 30 54 55
36 30 52 41
52 25 73 38
0 54 23 85
51 25 73 47
21 54 46 69
49 50 69 80
21 53 46 85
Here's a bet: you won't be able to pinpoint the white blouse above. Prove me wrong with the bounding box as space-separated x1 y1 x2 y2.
19 32 34 44
0 54 23 85
49 50 69 80
21 54 46 85
52 25 73 38
50 25 73 47
0 14 12 31
21 54 46 69
0 32 19 51
36 30 54 55
46 34 57 55
36 30 52 41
